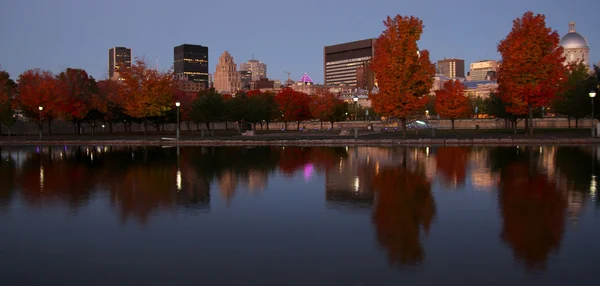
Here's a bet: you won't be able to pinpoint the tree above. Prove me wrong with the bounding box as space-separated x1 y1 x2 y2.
435 147 470 188
17 69 60 134
189 89 226 131
56 68 96 134
95 79 125 132
370 14 436 138
118 58 176 137
553 62 595 128
497 11 566 136
434 80 470 129
0 71 17 138
275 87 311 130
309 88 346 129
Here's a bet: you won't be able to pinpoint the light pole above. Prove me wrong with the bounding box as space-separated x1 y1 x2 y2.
175 101 181 140
590 91 596 137
353 95 358 121
38 106 43 139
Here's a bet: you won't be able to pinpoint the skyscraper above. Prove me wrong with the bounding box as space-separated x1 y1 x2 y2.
108 47 131 81
174 44 209 88
324 39 376 87
213 51 242 93
437 58 465 78
239 59 267 81
469 60 499 81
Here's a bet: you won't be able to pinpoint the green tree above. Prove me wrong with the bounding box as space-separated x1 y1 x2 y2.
553 62 595 128
0 71 17 138
189 89 226 131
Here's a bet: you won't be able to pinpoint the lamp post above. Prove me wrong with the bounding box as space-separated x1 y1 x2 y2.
38 106 43 139
175 101 181 140
353 95 358 121
590 91 596 137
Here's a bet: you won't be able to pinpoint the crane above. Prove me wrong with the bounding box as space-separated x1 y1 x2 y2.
283 71 291 82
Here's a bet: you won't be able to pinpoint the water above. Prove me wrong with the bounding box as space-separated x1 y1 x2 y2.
0 145 599 285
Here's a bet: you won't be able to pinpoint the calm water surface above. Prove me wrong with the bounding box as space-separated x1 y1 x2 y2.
0 145 599 285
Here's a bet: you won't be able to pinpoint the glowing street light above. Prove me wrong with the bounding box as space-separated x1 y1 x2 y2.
175 101 181 140
590 91 596 137
353 96 359 121
38 106 43 139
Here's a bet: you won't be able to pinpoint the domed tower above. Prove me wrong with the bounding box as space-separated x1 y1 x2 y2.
560 22 590 66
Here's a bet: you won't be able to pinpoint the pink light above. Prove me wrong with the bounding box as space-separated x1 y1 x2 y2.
303 163 314 182
299 73 313 83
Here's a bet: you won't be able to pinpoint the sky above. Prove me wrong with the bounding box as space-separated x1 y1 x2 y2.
1 0 598 84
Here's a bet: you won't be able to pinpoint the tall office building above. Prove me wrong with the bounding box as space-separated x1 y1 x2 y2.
174 44 209 88
108 47 132 81
324 39 376 87
469 60 499 81
437 58 465 78
213 51 242 93
239 59 267 81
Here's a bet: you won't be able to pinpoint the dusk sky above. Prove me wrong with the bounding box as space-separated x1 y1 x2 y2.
1 0 597 84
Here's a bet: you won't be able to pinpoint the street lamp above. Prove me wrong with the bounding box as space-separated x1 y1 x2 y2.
38 106 43 139
175 101 181 140
590 91 596 137
353 95 359 121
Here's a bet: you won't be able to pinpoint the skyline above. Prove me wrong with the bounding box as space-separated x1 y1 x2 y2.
0 0 598 84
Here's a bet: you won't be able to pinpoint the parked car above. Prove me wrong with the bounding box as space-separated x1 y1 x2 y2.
406 120 432 129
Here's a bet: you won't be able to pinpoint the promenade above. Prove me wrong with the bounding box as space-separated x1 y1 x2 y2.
1 128 599 146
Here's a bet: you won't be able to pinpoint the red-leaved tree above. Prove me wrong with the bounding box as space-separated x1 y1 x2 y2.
434 80 470 129
56 68 95 134
17 69 61 134
309 88 346 129
370 15 436 137
275 87 311 130
497 11 567 136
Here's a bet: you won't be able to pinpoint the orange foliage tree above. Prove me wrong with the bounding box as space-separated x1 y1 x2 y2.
56 68 96 134
434 80 470 129
497 11 566 136
17 69 61 134
371 163 436 267
94 79 125 132
370 15 436 137
275 87 312 130
309 88 346 129
118 57 176 135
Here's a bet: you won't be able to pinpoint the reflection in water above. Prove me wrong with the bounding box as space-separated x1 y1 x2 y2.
0 145 599 281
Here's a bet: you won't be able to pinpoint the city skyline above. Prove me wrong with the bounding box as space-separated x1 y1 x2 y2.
0 0 598 84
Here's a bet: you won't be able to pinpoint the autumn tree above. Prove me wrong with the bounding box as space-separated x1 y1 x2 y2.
247 91 279 130
95 79 126 132
370 15 436 137
309 88 347 129
275 87 312 130
56 68 96 134
189 89 226 131
118 58 176 136
435 147 470 188
17 69 61 134
0 71 17 137
497 11 566 136
434 80 470 129
552 62 596 128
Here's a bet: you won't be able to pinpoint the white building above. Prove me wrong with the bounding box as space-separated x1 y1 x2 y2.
239 59 267 81
468 60 499 81
560 22 590 66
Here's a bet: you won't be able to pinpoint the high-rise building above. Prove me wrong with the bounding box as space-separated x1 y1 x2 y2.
213 51 242 93
108 47 131 81
239 59 267 81
240 70 252 89
324 39 376 87
174 44 209 87
437 58 465 78
469 60 499 81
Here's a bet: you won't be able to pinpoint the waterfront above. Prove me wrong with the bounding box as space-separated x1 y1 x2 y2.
0 145 599 285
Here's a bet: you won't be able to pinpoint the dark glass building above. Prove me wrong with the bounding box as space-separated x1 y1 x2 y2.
174 44 209 86
324 39 376 87
108 47 132 80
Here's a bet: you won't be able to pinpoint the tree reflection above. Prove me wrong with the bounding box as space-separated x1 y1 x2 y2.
0 148 17 208
491 147 566 271
435 146 470 188
370 161 436 267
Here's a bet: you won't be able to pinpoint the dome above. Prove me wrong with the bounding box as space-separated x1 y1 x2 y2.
560 22 589 50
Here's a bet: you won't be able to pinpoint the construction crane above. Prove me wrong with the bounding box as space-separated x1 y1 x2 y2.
283 71 291 82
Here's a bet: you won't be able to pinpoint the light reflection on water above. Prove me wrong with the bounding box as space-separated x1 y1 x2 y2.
0 145 599 285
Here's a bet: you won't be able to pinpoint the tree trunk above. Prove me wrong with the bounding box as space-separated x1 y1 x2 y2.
575 118 579 128
320 121 323 130
187 120 191 131
297 120 300 130
331 121 334 130
91 121 96 136
284 121 288 130
143 118 148 139
109 121 113 133
451 119 455 130
48 118 52 135
7 127 11 140
225 121 228 130
567 117 571 128
512 119 517 134
73 120 78 135
205 122 211 131
266 121 270 131
253 122 257 130
528 102 533 137
402 118 407 138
